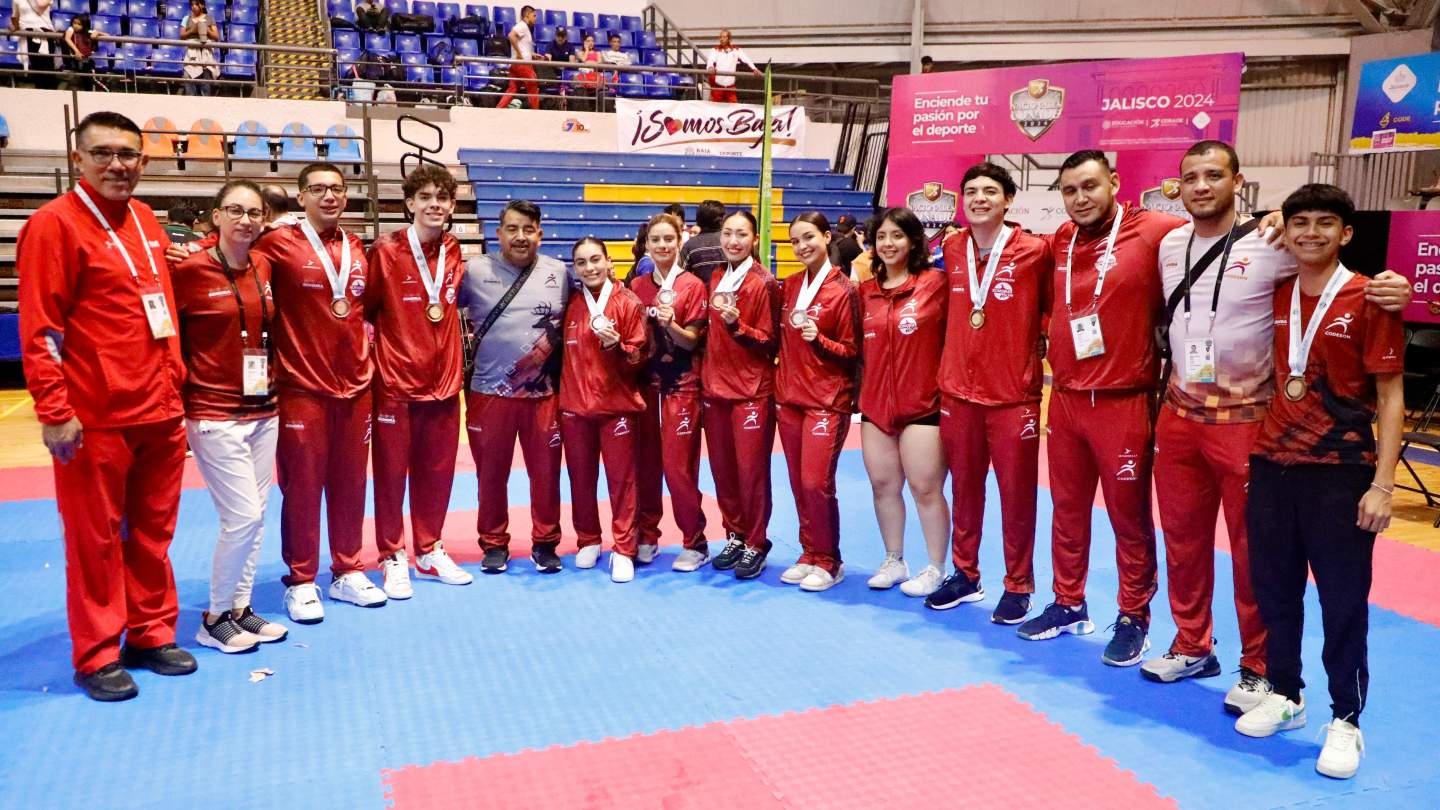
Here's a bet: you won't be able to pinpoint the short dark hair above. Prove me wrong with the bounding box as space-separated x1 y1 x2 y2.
501 199 542 225
664 202 685 222
1182 139 1240 175
211 179 264 213
402 163 458 200
1059 149 1111 175
555 26 567 38
520 5 535 16
75 111 142 147
610 33 622 42
261 184 290 214
870 207 931 282
1281 183 1355 227
297 162 345 189
835 214 856 234
696 199 726 231
167 204 196 226
962 161 1017 198
920 56 933 66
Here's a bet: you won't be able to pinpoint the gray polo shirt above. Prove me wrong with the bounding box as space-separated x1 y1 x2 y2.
459 252 572 398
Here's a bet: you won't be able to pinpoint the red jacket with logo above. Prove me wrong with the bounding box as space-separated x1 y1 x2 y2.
172 247 276 421
559 281 649 415
860 270 947 433
701 265 781 401
628 268 708 394
367 228 465 401
775 268 862 412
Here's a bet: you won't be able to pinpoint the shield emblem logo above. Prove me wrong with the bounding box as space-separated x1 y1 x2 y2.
1160 178 1182 200
905 182 959 240
1141 179 1190 218
922 181 943 201
1010 79 1066 141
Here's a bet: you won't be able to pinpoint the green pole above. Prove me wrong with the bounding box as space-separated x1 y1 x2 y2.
757 61 774 272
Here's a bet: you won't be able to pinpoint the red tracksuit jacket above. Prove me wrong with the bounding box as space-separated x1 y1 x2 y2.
18 180 185 428
939 226 1054 406
859 269 947 433
559 281 649 415
366 228 465 401
251 221 375 397
172 247 277 421
775 268 862 412
702 265 781 401
628 269 709 394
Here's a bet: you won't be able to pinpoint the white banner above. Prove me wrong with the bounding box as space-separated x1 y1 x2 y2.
615 98 808 158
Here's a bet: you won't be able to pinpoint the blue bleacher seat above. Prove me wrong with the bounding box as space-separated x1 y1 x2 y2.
635 30 656 49
232 0 259 8
597 13 619 30
617 71 644 97
622 48 639 63
645 72 671 98
620 15 641 31
221 49 256 79
129 18 158 39
56 0 85 13
438 2 461 22
326 0 347 12
643 49 665 67
570 11 592 29
280 122 319 160
333 30 361 50
413 0 437 17
0 39 20 69
535 24 554 42
127 0 156 17
492 5 514 27
163 0 187 19
232 120 270 160
325 124 363 163
91 40 119 71
424 32 451 51
384 0 409 13
230 5 258 24
95 0 125 17
51 11 74 30
543 9 564 26
91 15 123 36
453 37 479 56
337 47 360 75
364 31 391 51
395 33 422 52
161 19 182 39
405 65 434 83
463 3 487 18
120 42 153 73
439 65 460 85
331 6 355 22
400 51 425 66
229 24 256 43
463 61 491 90
151 44 185 75
0 113 8 139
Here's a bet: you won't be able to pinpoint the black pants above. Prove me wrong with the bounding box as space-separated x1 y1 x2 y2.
1246 457 1374 724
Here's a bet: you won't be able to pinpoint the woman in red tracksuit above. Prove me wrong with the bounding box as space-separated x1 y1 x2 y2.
776 212 862 592
856 207 951 598
559 238 649 583
703 210 782 580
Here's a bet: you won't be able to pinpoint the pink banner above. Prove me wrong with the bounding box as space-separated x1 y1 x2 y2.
1386 211 1440 324
1113 149 1190 217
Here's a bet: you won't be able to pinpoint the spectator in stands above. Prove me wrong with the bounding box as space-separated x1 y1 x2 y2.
548 27 576 109
355 0 391 33
180 0 221 96
665 203 689 246
572 32 603 108
851 215 878 283
12 0 58 89
165 204 200 244
678 199 727 286
61 13 100 91
495 5 549 110
920 55 935 74
631 221 653 277
261 184 300 228
193 216 215 238
829 214 862 278
705 29 760 104
601 32 630 69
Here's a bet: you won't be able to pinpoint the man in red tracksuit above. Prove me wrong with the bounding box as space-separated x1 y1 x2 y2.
19 111 196 701
368 164 470 600
253 162 383 622
1016 150 1184 668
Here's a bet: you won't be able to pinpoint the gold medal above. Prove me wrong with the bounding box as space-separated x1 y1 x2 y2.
789 308 810 328
330 298 351 318
1283 375 1307 402
426 303 444 323
969 308 986 329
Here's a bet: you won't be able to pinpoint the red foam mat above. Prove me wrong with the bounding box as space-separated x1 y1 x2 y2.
381 685 1177 810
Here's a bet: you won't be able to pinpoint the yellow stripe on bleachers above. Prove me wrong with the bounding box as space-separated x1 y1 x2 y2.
585 184 784 212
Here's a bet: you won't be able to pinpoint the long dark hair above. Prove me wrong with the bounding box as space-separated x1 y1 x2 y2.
722 209 761 263
869 207 930 283
571 235 608 259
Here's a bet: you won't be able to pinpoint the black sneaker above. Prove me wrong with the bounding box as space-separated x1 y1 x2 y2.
74 662 138 702
734 542 770 580
925 571 985 610
1016 601 1095 640
991 591 1032 625
481 547 509 574
531 542 562 574
1101 614 1151 667
120 642 198 676
711 533 747 571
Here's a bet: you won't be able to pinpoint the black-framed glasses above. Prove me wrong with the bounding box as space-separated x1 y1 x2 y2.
219 204 266 222
85 148 143 166
304 183 348 197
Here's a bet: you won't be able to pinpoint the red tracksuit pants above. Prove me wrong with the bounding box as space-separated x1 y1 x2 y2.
561 410 640 556
278 390 372 586
1046 389 1158 621
372 393 460 560
635 385 707 549
465 392 562 551
778 404 850 574
703 396 774 550
55 418 185 674
1154 407 1267 673
497 64 540 109
940 395 1040 593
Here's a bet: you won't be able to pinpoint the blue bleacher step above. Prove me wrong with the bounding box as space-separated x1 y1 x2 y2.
470 182 876 209
465 164 853 191
457 148 831 174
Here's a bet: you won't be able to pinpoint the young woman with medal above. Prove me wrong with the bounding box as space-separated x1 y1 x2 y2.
173 180 289 654
627 213 713 572
559 239 650 583
774 212 862 592
702 210 782 580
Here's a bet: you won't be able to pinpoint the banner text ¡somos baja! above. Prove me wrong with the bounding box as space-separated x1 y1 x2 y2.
616 98 808 158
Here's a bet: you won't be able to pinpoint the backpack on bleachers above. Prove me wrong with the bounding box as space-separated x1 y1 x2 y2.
330 15 358 30
428 39 453 66
391 12 435 34
484 34 509 57
446 15 485 39
359 50 397 82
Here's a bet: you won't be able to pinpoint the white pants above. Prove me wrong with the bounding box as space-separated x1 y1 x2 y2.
186 416 279 615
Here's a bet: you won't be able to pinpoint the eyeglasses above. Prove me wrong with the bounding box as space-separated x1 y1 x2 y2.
304 183 348 197
219 204 266 222
84 148 143 166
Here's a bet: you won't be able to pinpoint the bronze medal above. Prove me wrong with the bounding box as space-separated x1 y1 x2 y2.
330 297 351 318
1283 375 1307 402
426 303 444 323
712 291 735 309
969 308 986 329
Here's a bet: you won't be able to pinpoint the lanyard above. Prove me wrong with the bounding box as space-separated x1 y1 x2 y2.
212 247 268 350
1064 204 1125 311
74 185 161 287
582 278 614 319
1287 265 1353 380
716 256 754 293
1181 226 1237 333
406 225 447 305
654 260 685 292
299 218 352 302
794 260 833 313
965 224 1013 312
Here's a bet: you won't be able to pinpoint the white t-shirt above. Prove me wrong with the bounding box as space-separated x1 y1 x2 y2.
706 46 757 87
600 49 630 67
510 20 533 60
15 0 54 30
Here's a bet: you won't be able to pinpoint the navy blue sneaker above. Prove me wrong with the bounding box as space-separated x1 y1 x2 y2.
1101 614 1151 667
1016 601 1095 640
924 571 985 610
712 533 747 571
991 591 1032 625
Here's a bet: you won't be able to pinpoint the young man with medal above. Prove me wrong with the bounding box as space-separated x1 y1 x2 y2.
366 164 471 599
1234 185 1404 781
933 162 1054 623
458 200 571 575
19 111 195 700
252 162 383 621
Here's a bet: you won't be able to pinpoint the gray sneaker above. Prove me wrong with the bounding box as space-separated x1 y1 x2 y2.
672 548 710 572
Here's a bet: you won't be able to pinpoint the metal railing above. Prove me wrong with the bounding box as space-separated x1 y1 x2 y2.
641 2 707 71
1309 150 1420 210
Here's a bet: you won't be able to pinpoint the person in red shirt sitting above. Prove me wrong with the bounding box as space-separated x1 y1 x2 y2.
561 238 650 582
174 180 290 655
628 212 712 572
856 207 951 598
703 210 782 579
775 212 862 592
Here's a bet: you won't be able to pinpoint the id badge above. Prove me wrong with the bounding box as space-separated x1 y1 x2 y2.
1069 314 1104 360
140 284 176 339
1182 338 1216 384
242 349 270 397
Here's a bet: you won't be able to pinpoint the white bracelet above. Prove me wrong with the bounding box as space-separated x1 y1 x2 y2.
1370 482 1394 495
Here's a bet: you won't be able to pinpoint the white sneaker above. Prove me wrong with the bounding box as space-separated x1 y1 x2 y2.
780 563 816 585
1316 719 1364 779
284 583 325 624
1224 668 1273 716
610 553 635 583
1139 652 1220 683
1235 693 1306 738
381 551 414 600
328 572 388 607
899 565 944 597
672 548 710 572
866 553 909 589
636 544 659 564
575 544 601 569
800 565 845 592
195 611 261 654
415 544 474 585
